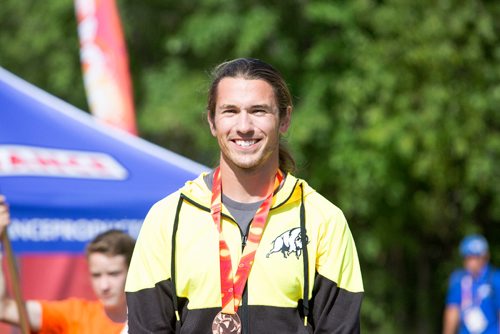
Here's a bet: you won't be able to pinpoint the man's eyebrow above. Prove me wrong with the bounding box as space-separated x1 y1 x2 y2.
251 104 272 109
218 104 238 109
217 104 274 110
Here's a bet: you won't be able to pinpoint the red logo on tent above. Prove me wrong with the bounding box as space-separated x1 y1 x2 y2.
0 145 127 179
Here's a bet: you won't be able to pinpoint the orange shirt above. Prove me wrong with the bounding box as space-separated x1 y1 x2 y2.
39 298 125 334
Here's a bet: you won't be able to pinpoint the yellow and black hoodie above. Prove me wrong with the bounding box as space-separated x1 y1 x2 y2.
125 173 364 333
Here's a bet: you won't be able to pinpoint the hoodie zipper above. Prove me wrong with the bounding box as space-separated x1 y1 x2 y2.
240 222 252 334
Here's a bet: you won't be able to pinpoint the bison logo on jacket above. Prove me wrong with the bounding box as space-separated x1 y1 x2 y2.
266 227 308 259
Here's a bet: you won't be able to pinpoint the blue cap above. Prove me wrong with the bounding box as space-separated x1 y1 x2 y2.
459 234 489 257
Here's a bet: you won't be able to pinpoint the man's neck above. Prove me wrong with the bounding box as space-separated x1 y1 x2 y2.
219 161 279 203
104 303 128 323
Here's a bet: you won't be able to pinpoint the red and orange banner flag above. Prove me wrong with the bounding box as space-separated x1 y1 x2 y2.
75 0 137 135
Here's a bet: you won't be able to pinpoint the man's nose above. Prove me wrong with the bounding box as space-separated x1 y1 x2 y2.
97 276 110 290
235 111 253 132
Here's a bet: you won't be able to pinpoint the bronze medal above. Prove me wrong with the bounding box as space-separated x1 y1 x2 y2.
211 311 242 334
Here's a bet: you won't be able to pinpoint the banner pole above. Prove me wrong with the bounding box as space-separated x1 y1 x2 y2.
1 230 31 334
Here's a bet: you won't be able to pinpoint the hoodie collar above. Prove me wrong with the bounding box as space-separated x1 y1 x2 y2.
180 171 310 210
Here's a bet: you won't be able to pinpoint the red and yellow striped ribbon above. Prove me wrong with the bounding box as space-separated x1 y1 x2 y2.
211 167 283 314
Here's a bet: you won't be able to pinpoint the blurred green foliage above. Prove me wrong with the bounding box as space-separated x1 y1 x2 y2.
1 0 499 332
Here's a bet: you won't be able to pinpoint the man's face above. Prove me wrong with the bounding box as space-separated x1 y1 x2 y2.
88 253 128 309
208 77 291 172
463 255 488 276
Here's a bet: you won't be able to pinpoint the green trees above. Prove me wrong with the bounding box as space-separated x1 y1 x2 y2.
0 1 85 108
1 1 499 332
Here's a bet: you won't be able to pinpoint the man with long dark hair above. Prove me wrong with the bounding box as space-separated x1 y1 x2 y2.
126 58 364 333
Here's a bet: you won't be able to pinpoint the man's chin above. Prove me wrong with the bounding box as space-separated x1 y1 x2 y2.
100 298 116 307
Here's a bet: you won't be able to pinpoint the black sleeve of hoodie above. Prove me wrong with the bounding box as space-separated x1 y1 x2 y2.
309 273 364 334
126 279 177 334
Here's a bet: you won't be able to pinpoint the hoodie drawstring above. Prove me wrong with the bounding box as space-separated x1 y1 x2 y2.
171 195 184 333
299 183 310 326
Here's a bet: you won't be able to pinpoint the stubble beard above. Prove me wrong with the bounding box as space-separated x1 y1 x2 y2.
221 145 276 173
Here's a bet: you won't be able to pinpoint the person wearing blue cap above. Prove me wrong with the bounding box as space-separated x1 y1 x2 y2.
442 234 500 334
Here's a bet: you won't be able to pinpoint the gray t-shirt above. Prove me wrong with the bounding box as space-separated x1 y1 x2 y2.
204 172 263 235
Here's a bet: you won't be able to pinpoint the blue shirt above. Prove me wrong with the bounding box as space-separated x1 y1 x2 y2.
446 264 500 334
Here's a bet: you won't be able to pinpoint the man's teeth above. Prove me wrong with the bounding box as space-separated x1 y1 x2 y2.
235 140 256 147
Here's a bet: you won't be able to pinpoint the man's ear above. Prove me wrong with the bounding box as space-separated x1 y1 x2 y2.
279 106 292 133
207 112 216 136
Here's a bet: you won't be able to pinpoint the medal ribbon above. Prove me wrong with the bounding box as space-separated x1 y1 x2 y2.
211 167 283 314
461 274 485 310
461 275 473 310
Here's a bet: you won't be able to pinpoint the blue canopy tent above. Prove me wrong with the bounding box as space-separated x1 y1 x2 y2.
0 67 207 307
